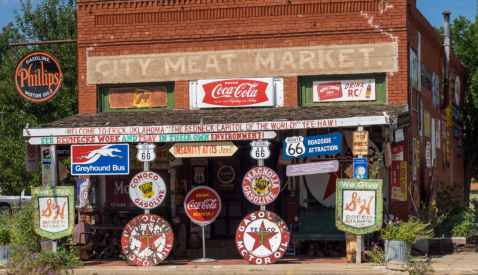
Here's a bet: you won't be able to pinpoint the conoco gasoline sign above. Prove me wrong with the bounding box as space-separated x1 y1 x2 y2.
184 186 221 225
14 52 63 103
242 167 280 205
236 211 289 265
121 214 174 266
129 171 167 209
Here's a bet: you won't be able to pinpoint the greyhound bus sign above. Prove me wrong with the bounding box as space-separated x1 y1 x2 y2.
71 144 129 175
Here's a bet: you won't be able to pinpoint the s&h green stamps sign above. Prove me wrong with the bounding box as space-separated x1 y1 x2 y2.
32 186 75 239
335 179 383 235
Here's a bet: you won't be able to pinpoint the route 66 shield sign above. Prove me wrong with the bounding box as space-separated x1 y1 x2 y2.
137 143 156 162
250 140 271 160
284 136 306 158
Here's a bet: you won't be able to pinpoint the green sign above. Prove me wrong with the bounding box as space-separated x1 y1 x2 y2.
32 187 75 239
335 179 383 235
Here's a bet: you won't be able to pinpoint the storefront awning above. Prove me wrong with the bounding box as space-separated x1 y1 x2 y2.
24 104 406 145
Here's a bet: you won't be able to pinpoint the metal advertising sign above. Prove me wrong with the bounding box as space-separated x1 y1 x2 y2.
136 143 156 162
217 165 235 184
452 103 463 126
391 145 404 161
32 186 74 239
456 145 463 158
25 142 39 172
41 146 53 187
397 112 410 128
425 142 432 168
121 214 174 266
390 161 407 201
353 158 368 179
14 52 63 103
285 160 339 177
71 144 129 175
191 158 207 187
353 131 369 156
242 167 280 205
236 211 290 265
250 140 271 160
129 171 167 209
198 78 275 108
282 133 342 159
313 79 376 102
169 142 238 158
184 186 221 226
335 179 383 234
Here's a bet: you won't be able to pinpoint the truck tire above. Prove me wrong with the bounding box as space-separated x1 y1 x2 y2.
0 206 11 216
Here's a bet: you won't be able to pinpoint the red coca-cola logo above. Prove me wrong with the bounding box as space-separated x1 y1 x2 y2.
184 186 221 225
201 79 269 106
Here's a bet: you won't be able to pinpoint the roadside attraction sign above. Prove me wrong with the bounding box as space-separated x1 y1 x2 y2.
14 52 63 103
121 214 174 266
184 186 222 226
282 133 342 159
236 211 290 265
335 179 383 234
129 171 167 209
71 144 129 175
32 186 74 239
242 166 281 206
169 141 238 158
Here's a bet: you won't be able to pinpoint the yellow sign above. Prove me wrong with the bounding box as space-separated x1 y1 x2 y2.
424 111 431 137
447 101 452 127
170 142 238 158
353 131 369 156
399 161 408 201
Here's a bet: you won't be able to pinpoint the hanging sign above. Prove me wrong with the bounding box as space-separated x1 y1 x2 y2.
129 171 167 209
121 214 174 266
353 158 368 179
26 142 39 172
250 140 271 160
184 186 222 226
282 133 342 159
169 142 238 158
32 186 75 239
71 144 129 175
286 160 339 177
313 79 376 102
335 179 383 234
217 165 235 184
235 211 290 265
242 166 281 205
136 143 156 162
353 131 369 156
14 52 63 103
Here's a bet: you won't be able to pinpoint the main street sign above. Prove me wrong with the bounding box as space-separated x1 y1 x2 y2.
169 142 238 158
71 144 129 175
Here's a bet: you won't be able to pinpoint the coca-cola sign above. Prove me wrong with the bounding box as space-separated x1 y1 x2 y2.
184 186 221 225
197 78 274 108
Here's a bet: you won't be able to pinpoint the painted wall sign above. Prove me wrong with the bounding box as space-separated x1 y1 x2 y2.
353 158 368 179
235 211 289 265
121 214 174 266
250 140 271 160
197 78 274 108
109 87 167 109
87 43 398 84
313 79 376 102
391 145 404 161
32 186 74 239
282 133 342 159
285 160 339 177
29 131 277 145
184 186 221 226
71 144 129 175
14 52 63 103
452 103 463 126
129 171 166 209
390 161 407 201
353 131 369 156
335 179 383 234
217 165 235 184
421 63 431 90
136 143 156 162
242 166 281 206
24 117 389 138
169 142 238 158
26 142 39 172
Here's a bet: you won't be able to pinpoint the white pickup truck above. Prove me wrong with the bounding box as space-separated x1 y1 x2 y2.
0 190 32 215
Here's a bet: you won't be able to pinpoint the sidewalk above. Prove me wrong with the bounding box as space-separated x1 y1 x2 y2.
69 253 478 275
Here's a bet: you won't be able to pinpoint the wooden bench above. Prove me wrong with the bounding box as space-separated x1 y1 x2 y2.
293 209 346 242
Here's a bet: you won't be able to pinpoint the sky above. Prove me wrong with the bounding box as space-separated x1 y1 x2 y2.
0 0 476 35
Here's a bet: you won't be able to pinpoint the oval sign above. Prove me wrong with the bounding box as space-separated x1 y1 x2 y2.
236 211 289 265
242 166 281 206
184 186 221 226
14 52 63 103
217 165 235 184
129 171 167 209
121 214 174 266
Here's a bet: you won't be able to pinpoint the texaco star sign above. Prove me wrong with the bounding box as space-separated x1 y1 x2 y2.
236 211 290 265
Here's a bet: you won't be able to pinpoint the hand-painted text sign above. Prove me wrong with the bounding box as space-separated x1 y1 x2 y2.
169 142 238 158
129 171 167 209
184 186 221 226
71 144 129 175
29 131 277 145
32 186 74 239
236 211 289 265
313 79 375 102
242 166 280 205
335 179 383 234
15 52 63 103
198 78 274 108
286 160 339 176
282 133 342 159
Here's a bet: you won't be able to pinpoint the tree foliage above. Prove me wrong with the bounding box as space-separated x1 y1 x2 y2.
0 0 77 195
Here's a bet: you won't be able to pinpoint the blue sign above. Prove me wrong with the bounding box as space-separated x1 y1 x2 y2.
353 158 368 179
453 126 460 140
452 103 463 126
71 144 129 175
456 145 462 158
282 133 342 159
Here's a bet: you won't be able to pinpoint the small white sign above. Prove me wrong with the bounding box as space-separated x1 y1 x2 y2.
39 197 69 233
250 140 271 160
136 143 156 162
342 190 376 228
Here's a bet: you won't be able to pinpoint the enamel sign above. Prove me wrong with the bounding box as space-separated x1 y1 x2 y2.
71 144 129 175
242 167 280 205
313 79 375 102
236 211 289 265
129 171 167 209
184 186 221 226
136 143 156 162
250 140 271 160
282 133 342 159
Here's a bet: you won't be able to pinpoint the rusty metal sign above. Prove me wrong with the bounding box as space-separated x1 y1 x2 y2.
335 179 383 234
121 214 174 266
236 211 289 265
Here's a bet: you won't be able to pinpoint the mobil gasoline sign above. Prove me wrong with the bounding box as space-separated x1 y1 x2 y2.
71 144 129 175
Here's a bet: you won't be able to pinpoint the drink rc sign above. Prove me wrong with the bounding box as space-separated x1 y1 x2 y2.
184 186 221 225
